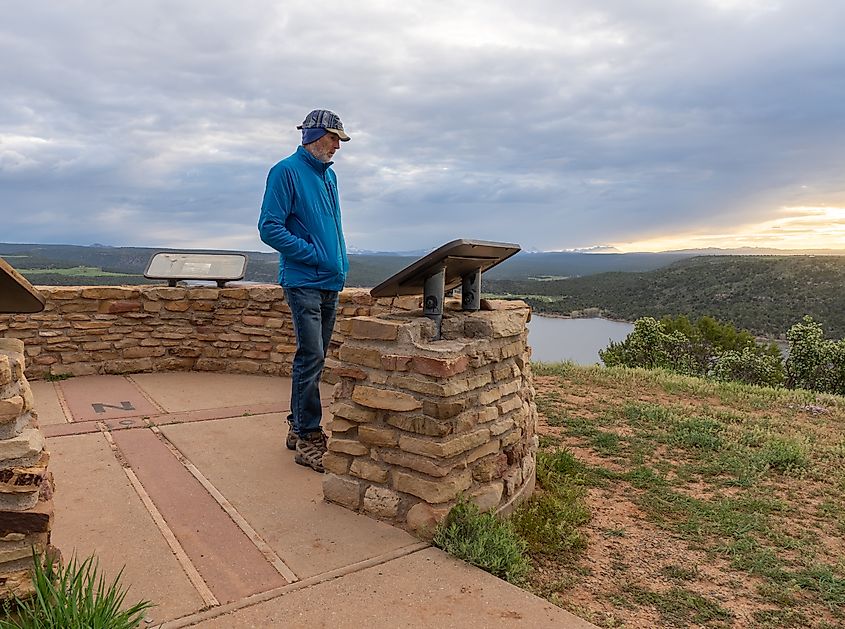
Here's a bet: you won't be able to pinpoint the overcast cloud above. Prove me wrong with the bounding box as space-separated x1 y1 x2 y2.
1 0 843 253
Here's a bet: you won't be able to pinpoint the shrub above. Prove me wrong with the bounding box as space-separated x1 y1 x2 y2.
600 317 698 374
785 316 845 395
710 347 784 388
1 552 153 629
602 315 785 389
661 315 771 374
433 500 530 584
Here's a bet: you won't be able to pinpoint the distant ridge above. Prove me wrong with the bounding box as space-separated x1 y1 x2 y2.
346 247 430 256
3 242 845 293
660 247 845 256
485 255 845 338
3 241 843 257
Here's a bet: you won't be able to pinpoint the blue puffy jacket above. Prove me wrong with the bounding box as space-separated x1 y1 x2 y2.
258 146 349 291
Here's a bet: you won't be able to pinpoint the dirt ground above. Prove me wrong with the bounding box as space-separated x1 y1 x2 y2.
529 372 845 629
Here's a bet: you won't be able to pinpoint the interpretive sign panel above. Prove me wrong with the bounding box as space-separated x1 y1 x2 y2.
144 252 248 287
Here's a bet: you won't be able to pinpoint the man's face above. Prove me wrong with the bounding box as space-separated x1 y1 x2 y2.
308 132 341 163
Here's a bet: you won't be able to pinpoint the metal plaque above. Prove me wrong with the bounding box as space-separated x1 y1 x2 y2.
0 258 46 314
370 239 520 298
144 252 248 287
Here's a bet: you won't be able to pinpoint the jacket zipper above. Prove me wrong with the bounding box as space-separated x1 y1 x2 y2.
325 176 343 269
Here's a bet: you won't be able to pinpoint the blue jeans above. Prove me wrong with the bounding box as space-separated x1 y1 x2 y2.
284 287 338 437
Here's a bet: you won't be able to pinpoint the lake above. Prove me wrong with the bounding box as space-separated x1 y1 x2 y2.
527 316 634 365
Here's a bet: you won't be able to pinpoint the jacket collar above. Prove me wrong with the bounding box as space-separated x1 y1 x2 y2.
296 145 333 173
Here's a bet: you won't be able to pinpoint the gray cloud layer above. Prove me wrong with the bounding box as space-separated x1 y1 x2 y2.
1 0 843 252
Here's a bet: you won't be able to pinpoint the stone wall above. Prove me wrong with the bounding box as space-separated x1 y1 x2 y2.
0 339 56 598
322 300 538 537
0 286 419 381
0 286 537 544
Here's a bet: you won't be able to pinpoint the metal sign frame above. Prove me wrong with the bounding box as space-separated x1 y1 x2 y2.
370 239 520 338
0 258 46 314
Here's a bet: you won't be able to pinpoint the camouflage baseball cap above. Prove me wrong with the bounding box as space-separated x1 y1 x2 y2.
296 109 350 141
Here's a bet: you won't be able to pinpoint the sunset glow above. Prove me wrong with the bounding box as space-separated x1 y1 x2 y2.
613 206 845 252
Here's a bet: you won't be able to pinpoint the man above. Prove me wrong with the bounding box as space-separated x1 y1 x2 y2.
258 109 350 473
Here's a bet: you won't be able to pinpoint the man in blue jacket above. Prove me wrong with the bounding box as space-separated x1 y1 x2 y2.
258 109 350 473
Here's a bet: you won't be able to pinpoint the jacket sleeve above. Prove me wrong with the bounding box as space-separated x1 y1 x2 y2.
258 168 319 265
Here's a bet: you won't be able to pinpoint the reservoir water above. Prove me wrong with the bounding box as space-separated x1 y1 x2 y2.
527 316 634 365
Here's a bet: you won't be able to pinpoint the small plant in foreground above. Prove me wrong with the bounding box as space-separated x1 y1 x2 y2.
433 500 530 585
0 552 153 629
511 450 591 556
44 373 72 382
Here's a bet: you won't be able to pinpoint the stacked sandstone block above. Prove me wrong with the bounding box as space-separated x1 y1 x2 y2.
1 285 298 379
0 339 56 598
322 299 538 537
0 286 411 381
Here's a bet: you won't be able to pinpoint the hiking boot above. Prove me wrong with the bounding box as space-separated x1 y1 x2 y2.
294 430 328 473
285 421 297 451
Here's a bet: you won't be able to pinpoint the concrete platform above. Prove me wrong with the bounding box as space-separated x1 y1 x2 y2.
38 372 594 628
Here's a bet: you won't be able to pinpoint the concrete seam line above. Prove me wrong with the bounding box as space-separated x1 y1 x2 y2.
159 542 431 629
147 404 288 428
99 425 219 609
148 424 300 584
125 374 168 414
53 380 75 423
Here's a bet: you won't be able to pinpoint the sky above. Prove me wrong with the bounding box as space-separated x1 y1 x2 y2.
1 0 844 254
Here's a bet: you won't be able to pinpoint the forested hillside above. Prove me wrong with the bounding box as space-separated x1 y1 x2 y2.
4 243 844 338
485 255 845 338
0 243 688 287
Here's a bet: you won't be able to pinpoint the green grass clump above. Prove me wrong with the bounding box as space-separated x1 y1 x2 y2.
511 493 587 557
755 437 810 472
591 430 621 453
670 417 725 451
623 402 676 427
433 501 530 585
621 584 733 627
793 564 845 608
1 552 153 629
44 373 73 382
750 608 811 628
532 361 579 377
661 564 700 582
511 450 591 556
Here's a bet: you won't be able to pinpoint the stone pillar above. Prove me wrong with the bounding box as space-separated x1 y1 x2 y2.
323 299 537 538
0 338 56 598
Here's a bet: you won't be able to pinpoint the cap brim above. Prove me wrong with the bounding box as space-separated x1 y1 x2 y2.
326 128 350 141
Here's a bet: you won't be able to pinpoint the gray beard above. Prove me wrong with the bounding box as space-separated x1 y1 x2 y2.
305 143 332 163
